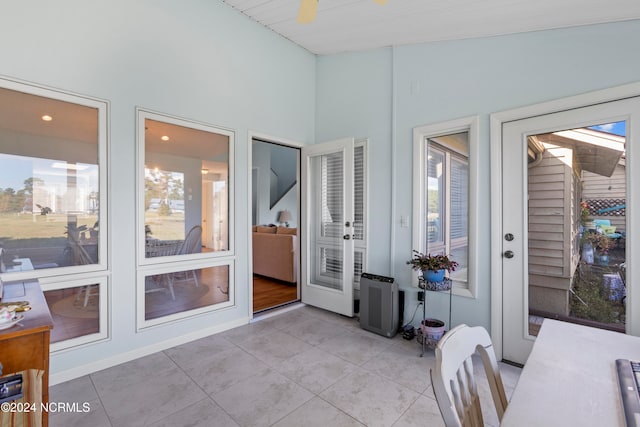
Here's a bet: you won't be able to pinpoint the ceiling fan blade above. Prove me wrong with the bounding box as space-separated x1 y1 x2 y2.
297 0 318 24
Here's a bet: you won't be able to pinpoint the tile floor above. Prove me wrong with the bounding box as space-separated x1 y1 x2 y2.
50 305 522 427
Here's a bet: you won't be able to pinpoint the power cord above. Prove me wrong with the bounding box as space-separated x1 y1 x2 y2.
401 302 423 340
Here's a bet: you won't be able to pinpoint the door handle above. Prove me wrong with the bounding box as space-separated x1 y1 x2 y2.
504 250 514 259
343 234 351 240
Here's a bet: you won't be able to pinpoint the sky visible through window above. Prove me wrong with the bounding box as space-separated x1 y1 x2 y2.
590 121 626 136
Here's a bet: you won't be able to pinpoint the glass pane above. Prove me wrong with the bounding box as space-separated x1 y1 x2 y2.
144 118 229 257
144 264 230 320
527 121 626 336
426 149 444 248
44 285 100 343
0 87 100 270
309 151 344 290
353 145 365 240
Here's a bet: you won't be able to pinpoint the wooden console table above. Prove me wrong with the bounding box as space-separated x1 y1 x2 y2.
0 280 53 427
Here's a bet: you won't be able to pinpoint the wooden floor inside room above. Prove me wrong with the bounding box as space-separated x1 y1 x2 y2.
253 274 298 313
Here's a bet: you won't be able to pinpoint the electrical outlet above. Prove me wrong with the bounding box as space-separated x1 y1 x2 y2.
417 291 424 302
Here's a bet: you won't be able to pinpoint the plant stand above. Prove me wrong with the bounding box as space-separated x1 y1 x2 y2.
418 277 453 356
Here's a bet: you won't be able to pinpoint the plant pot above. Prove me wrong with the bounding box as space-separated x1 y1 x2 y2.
421 318 446 344
581 243 594 264
595 253 609 266
423 269 445 283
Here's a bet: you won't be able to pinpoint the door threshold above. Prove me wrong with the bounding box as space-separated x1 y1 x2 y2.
251 301 304 322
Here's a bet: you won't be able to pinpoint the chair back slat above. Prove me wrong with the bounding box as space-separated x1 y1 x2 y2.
431 324 508 427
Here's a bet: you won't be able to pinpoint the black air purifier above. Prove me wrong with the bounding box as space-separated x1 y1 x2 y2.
359 273 398 338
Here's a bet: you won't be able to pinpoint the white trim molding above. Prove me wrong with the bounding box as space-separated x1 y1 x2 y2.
412 115 480 299
490 81 640 360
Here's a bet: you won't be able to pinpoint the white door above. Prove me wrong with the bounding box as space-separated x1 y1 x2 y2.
502 97 639 364
301 138 355 316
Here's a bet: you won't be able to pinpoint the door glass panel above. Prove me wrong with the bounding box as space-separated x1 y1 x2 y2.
309 151 344 291
527 121 626 336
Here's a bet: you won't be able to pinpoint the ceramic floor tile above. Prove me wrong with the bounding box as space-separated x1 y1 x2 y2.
303 306 361 331
49 398 111 427
273 347 357 394
320 369 419 427
361 340 435 394
149 398 240 427
255 308 310 331
49 375 99 405
219 320 279 345
285 316 352 346
91 352 206 426
175 346 271 395
272 397 364 427
317 330 394 366
391 395 445 427
236 330 313 366
212 368 313 427
164 333 238 366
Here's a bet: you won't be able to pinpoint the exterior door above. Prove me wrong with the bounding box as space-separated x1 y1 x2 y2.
301 138 355 316
502 97 639 365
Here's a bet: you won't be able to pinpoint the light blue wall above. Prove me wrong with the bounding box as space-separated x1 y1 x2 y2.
0 0 314 377
316 49 394 273
316 20 640 330
3 0 640 378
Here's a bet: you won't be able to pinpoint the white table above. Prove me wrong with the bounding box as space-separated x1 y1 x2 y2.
501 319 640 426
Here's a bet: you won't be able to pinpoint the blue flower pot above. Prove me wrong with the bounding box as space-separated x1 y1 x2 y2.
423 269 445 283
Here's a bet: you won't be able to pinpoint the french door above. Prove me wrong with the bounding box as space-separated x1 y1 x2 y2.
501 96 639 364
301 138 355 317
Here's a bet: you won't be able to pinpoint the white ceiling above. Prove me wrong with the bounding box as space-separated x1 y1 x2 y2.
221 0 640 55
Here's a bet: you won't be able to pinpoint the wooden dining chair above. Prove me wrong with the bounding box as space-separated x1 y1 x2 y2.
430 324 508 427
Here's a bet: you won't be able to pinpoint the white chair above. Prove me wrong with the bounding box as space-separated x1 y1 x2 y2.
430 324 508 427
166 226 203 297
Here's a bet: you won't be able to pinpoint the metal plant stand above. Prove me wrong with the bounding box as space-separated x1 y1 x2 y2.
418 277 453 356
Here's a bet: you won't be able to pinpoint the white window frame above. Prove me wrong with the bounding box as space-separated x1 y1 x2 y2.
353 139 368 288
41 274 110 352
0 77 109 283
412 116 479 298
135 108 235 330
136 258 235 330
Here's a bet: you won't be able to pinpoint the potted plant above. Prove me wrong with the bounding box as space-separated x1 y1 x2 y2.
582 231 614 265
580 201 593 228
407 250 459 283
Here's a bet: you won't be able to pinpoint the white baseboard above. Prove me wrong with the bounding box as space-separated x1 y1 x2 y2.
50 316 250 386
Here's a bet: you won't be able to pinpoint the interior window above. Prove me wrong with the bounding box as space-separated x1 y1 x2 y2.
137 110 234 328
143 118 230 257
0 82 107 278
424 134 469 285
413 117 477 297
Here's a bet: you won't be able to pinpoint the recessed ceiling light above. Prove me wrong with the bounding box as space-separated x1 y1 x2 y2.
161 135 170 141
41 115 53 121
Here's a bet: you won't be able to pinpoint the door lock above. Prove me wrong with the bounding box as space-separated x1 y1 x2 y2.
343 234 351 240
504 250 514 259
505 233 514 241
